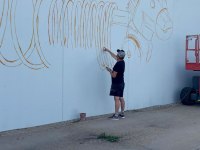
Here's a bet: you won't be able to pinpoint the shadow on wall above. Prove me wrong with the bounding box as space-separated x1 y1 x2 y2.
175 64 193 102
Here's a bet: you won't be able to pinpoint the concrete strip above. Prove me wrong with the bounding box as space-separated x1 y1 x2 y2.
1 104 200 150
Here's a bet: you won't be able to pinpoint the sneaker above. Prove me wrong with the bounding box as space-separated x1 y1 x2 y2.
119 113 125 119
109 114 119 120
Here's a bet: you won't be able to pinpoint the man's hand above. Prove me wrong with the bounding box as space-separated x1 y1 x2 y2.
102 47 117 61
106 67 117 78
103 47 107 52
106 67 112 72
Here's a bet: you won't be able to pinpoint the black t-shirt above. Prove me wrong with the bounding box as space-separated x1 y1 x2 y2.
112 60 125 84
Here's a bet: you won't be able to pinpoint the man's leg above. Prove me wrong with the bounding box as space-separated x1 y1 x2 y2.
119 97 125 112
119 97 125 118
114 96 121 115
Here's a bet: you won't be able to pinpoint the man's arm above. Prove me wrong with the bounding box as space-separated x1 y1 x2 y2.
106 67 117 78
103 47 117 61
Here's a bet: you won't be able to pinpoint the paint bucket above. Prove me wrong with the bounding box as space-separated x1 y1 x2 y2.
80 113 86 121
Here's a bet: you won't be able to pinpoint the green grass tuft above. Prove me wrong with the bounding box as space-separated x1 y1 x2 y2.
97 132 120 142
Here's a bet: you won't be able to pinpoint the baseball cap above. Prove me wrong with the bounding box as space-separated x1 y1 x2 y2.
117 49 125 59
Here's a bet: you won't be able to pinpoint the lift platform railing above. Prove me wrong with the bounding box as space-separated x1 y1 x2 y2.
186 35 200 71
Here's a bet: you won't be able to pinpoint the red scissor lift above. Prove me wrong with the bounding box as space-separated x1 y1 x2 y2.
181 35 200 105
186 35 200 70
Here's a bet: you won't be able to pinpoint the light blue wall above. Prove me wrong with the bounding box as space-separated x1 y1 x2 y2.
0 0 199 132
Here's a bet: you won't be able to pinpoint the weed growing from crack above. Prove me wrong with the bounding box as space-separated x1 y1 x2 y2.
97 132 120 142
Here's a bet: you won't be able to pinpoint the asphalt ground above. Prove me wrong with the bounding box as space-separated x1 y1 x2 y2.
1 104 200 150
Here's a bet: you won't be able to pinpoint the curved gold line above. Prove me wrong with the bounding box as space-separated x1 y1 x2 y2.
83 0 90 48
58 1 64 46
127 34 141 49
53 5 56 44
85 2 91 47
155 8 173 40
0 0 5 27
60 0 69 46
48 0 55 45
24 7 35 56
109 3 118 48
0 52 21 67
91 1 97 48
55 2 59 43
99 2 105 49
88 1 95 48
103 2 110 49
106 3 112 50
81 0 86 48
101 3 111 68
58 0 63 46
127 0 140 19
94 3 103 69
146 45 152 62
96 1 104 68
79 0 85 48
71 0 75 48
51 0 58 45
67 0 74 48
33 0 49 68
10 1 45 69
11 0 45 69
10 0 26 67
63 0 72 47
83 0 90 49
78 0 83 48
0 0 22 67
74 1 78 48
91 4 97 48
108 3 117 68
0 0 9 48
97 1 104 49
127 34 142 59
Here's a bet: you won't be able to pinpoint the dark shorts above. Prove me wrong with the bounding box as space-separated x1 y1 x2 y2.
110 83 125 97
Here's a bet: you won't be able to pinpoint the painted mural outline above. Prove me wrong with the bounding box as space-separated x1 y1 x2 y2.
47 0 118 69
0 0 49 69
123 0 173 62
0 0 173 70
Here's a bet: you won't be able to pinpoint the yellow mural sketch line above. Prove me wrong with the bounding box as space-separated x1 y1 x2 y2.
127 34 142 58
123 0 173 62
0 0 6 27
1 0 174 69
84 1 90 48
127 0 140 20
48 0 54 45
61 0 67 46
146 43 152 62
140 11 155 41
156 8 173 40
106 3 116 68
0 0 22 67
10 0 45 69
101 2 110 66
0 0 9 49
7 0 49 69
157 0 167 8
34 0 50 68
97 3 117 68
